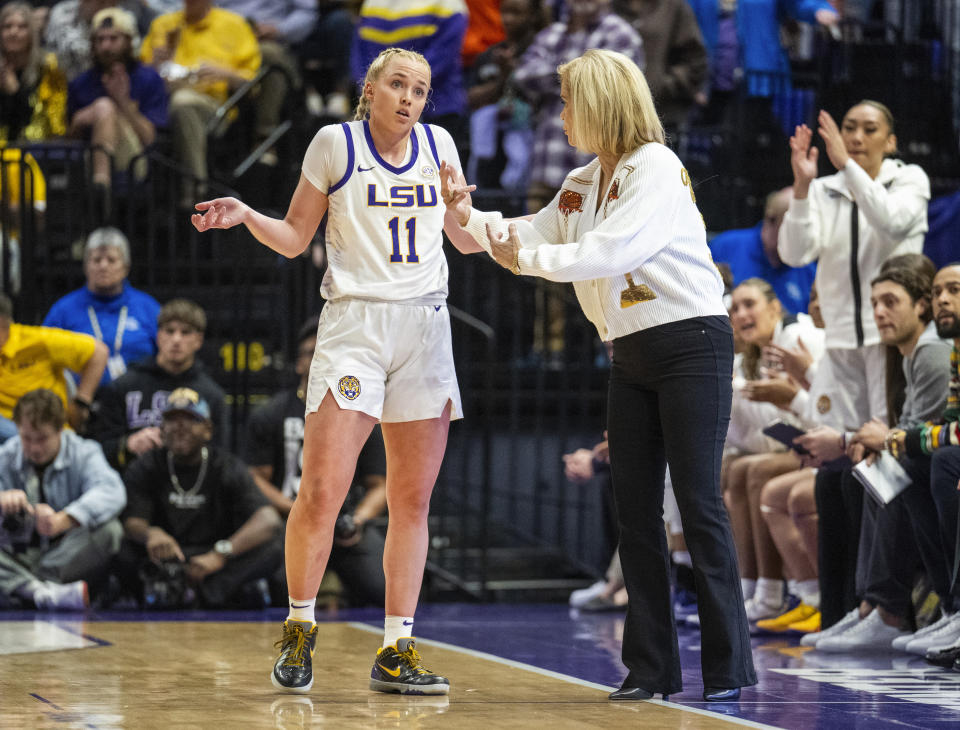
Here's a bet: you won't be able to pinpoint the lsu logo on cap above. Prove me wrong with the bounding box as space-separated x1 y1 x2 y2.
338 375 361 400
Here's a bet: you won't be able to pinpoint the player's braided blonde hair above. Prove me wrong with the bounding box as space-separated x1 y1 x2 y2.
354 48 431 121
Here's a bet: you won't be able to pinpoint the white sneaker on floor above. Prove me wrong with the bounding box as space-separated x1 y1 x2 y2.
904 612 960 655
32 580 88 610
891 612 951 651
569 580 607 608
800 608 860 647
816 610 909 652
745 597 788 622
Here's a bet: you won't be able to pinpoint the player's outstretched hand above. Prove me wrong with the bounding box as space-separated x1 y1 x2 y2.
439 160 475 226
191 197 248 232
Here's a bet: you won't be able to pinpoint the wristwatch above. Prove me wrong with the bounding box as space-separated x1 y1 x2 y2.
214 539 234 558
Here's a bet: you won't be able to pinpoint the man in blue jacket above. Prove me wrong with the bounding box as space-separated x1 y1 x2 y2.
0 389 125 609
709 187 817 314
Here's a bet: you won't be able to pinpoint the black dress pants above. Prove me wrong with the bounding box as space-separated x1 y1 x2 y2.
607 316 756 695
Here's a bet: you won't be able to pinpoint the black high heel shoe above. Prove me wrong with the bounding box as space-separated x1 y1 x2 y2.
608 686 669 701
703 687 741 702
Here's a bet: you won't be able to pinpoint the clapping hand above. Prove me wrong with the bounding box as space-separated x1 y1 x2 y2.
762 339 814 388
789 124 819 192
817 109 849 172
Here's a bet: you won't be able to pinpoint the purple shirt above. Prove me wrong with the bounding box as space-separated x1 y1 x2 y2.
67 61 168 129
512 13 644 189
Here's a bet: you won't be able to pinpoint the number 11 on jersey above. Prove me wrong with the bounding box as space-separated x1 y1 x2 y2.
388 216 419 263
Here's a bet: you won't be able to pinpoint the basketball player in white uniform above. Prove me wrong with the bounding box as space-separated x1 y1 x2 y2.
192 48 482 696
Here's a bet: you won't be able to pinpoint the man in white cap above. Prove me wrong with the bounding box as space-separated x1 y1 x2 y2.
67 7 168 191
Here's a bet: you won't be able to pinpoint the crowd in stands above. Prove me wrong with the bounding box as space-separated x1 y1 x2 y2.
1 0 960 675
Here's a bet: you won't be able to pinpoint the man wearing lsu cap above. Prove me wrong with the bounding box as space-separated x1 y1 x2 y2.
67 7 168 188
117 387 282 608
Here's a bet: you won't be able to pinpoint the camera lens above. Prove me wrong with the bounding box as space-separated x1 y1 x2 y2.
1 512 26 534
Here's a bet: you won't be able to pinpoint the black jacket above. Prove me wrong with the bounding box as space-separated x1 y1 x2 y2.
90 357 230 471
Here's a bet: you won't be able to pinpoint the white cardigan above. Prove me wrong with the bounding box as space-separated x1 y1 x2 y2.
466 142 727 341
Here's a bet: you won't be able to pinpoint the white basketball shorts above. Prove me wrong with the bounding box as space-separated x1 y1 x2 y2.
305 298 464 423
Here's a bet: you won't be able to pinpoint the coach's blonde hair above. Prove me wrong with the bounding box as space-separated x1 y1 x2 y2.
557 49 664 155
354 48 431 121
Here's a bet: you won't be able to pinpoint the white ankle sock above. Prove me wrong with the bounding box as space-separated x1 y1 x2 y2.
288 596 316 624
794 579 820 608
755 577 784 607
741 578 757 601
383 615 414 648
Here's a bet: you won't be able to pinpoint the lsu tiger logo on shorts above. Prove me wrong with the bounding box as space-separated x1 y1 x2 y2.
338 375 361 400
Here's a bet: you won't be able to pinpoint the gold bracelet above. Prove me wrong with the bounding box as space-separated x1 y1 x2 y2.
885 429 905 460
510 247 520 275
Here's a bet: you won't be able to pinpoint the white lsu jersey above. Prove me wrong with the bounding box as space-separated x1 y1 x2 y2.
302 120 461 303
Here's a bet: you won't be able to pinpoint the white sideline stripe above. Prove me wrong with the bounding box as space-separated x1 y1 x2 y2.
347 622 780 729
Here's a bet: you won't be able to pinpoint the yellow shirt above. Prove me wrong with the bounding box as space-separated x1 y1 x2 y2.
0 323 96 418
140 8 261 103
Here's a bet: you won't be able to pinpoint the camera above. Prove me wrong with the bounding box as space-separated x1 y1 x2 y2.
1 510 35 547
139 559 189 609
2 510 29 534
334 513 358 541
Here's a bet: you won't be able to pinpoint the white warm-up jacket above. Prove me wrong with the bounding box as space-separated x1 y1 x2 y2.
777 157 930 350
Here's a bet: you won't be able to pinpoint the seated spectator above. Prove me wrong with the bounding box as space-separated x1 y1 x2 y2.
0 2 64 268
67 7 168 192
709 188 817 315
0 388 125 609
43 227 161 387
296 0 353 119
0 2 67 144
614 0 708 131
510 0 642 365
749 284 830 635
755 466 819 631
794 255 952 652
45 0 157 82
513 0 642 212
724 277 824 620
90 297 228 471
245 315 387 607
140 0 260 202
115 387 282 608
215 0 315 163
829 261 959 662
0 293 109 434
465 0 542 194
